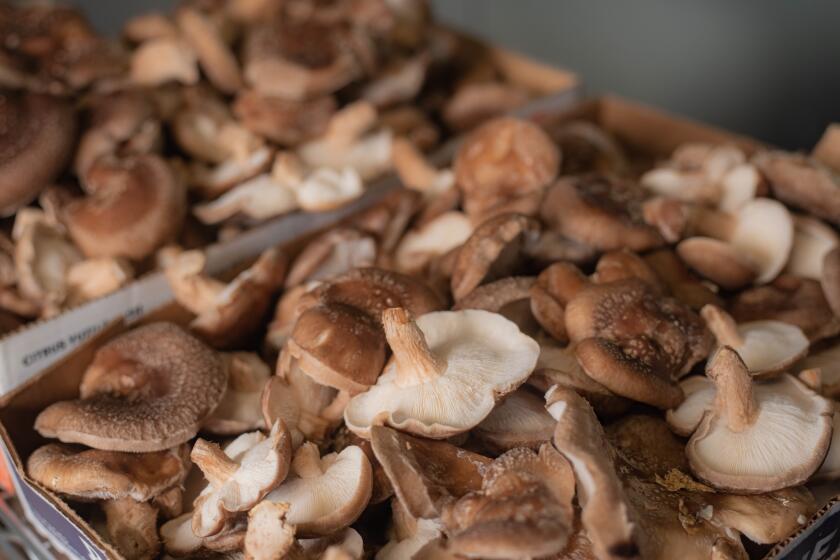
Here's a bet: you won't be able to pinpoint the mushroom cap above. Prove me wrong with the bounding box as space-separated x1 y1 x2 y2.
369 425 490 519
541 175 664 252
798 342 840 397
665 376 715 436
345 309 539 439
473 388 556 453
265 443 372 537
288 303 386 393
823 247 840 318
754 151 840 225
728 198 794 284
816 404 840 480
14 214 82 307
450 213 540 301
686 347 832 492
677 237 757 290
285 228 376 288
442 445 575 560
565 278 712 408
454 276 538 336
295 167 365 212
175 7 242 94
785 214 839 280
203 352 272 435
454 117 559 218
442 81 529 132
244 501 296 560
27 443 189 502
130 37 199 86
64 155 186 260
35 322 227 452
528 262 588 343
394 211 473 275
233 90 335 146
0 92 76 216
193 174 299 224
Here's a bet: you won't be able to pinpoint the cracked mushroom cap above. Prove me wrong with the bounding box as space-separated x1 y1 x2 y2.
0 92 76 216
64 155 186 261
786 214 839 280
565 278 713 409
345 308 539 439
474 387 556 453
546 386 640 560
27 443 189 502
369 425 490 519
203 352 272 435
454 116 559 219
541 175 664 252
192 421 292 538
754 151 840 225
442 444 575 560
35 322 226 452
685 346 832 492
265 443 372 537
701 304 809 378
450 213 540 302
286 228 376 288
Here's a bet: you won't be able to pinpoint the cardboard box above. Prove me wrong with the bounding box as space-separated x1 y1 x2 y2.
3 94 835 559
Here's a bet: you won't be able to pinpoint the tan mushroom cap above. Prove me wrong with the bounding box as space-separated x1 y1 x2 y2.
442 445 575 560
701 304 809 377
546 386 640 560
265 443 372 537
474 388 556 453
454 276 538 336
27 443 189 502
565 278 713 409
644 249 722 311
450 213 540 301
64 155 186 260
130 36 199 86
35 322 227 452
203 352 272 435
541 175 664 252
288 303 386 393
686 347 832 492
454 116 559 218
394 212 472 275
192 422 292 538
677 237 757 290
443 81 529 133
285 228 376 288
176 7 242 94
345 308 539 439
0 92 76 216
233 90 336 146
786 214 839 280
665 376 715 436
369 425 490 519
102 497 160 560
265 282 319 351
528 262 588 343
823 247 840 317
754 151 840 225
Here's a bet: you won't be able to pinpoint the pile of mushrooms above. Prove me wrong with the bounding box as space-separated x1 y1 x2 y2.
23 106 840 560
0 0 541 331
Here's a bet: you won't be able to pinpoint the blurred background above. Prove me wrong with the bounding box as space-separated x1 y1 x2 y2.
75 0 840 150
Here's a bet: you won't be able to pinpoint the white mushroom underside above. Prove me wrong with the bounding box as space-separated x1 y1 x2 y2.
666 376 715 436
734 321 809 373
345 310 539 437
265 446 365 525
691 376 828 479
730 198 793 284
817 407 840 479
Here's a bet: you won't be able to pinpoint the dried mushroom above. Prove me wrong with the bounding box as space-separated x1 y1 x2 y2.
755 151 840 225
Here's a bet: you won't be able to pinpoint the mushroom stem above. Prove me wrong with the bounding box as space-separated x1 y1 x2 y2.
701 305 744 347
382 308 446 387
708 347 757 432
191 439 238 488
391 137 442 192
292 443 324 478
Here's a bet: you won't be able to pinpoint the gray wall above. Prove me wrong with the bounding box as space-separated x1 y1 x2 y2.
74 0 840 149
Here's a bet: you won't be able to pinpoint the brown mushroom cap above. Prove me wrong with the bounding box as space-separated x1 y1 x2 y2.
442 445 575 560
0 92 76 216
64 155 186 260
454 117 559 219
370 425 490 519
541 175 664 252
35 322 227 452
677 237 757 290
565 278 713 408
474 387 556 453
442 81 529 132
233 90 336 146
453 276 538 335
754 151 840 225
450 213 540 301
529 262 588 343
27 443 189 502
643 249 722 311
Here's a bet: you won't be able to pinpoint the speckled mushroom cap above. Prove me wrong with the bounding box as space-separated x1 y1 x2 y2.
0 92 76 216
453 116 559 219
754 151 840 225
685 347 833 493
541 174 664 252
35 322 227 452
63 154 186 260
344 308 539 439
27 443 190 502
565 278 713 409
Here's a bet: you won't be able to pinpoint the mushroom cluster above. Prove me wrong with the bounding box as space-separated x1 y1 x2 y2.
0 0 543 331
21 106 840 559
